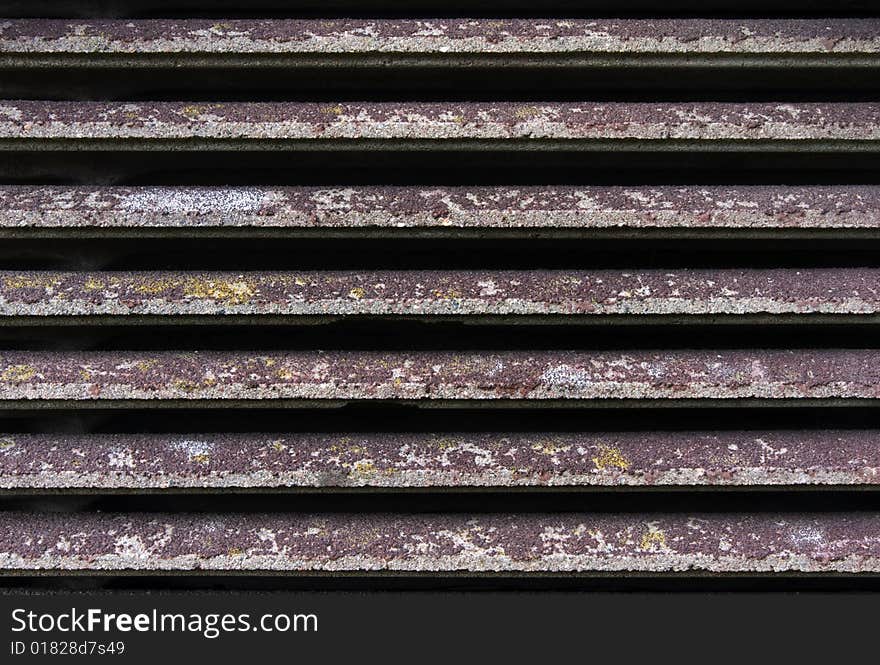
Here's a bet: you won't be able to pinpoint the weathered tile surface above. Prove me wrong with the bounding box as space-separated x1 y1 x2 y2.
1 431 877 488
1 185 876 229
0 102 876 140
2 512 879 573
1 19 878 54
0 350 878 401
1 269 879 316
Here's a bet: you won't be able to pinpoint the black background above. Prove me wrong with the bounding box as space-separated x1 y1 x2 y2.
1 591 877 663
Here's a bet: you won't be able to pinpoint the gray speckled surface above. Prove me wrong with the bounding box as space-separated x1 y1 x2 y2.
1 19 878 54
1 269 879 316
0 431 877 489
1 102 877 140
1 185 876 229
0 350 878 401
2 512 879 573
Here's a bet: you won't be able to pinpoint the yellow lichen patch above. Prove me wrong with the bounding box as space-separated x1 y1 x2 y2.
271 441 286 452
180 104 210 120
3 275 60 289
321 105 344 116
351 461 376 476
184 278 255 305
436 438 458 450
348 287 366 300
83 277 105 291
530 440 570 455
275 368 295 380
294 276 311 286
136 359 157 372
79 369 92 381
227 547 244 556
433 289 462 299
640 527 668 551
263 358 276 367
191 453 210 464
1 364 36 383
0 438 15 449
592 445 631 471
514 105 541 119
172 379 199 393
134 278 177 295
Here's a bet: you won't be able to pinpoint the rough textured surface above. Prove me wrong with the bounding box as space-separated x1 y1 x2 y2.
1 431 877 489
1 185 877 229
1 102 877 141
2 512 879 573
0 350 878 401
1 19 878 54
4 17 878 588
2 269 880 316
